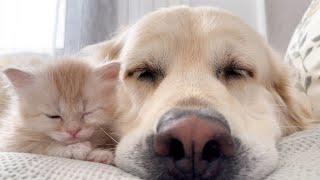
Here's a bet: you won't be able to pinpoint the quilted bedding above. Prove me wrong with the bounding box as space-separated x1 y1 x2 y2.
1 125 320 180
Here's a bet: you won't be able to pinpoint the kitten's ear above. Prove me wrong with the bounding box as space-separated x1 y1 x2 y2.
4 68 35 89
95 62 120 80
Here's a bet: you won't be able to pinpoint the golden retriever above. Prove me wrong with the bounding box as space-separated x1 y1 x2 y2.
84 6 313 180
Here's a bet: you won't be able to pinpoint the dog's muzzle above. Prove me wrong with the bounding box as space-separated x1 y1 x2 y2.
154 108 235 179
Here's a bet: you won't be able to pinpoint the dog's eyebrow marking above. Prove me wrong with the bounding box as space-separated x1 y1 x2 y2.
214 47 255 70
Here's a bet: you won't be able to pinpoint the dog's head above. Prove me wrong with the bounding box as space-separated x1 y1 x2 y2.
86 6 312 180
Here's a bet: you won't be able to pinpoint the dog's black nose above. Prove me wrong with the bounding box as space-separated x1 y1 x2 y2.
154 109 235 179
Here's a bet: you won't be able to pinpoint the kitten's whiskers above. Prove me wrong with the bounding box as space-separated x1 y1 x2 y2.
99 126 118 144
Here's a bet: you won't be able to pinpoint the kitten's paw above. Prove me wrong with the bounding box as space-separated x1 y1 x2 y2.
68 141 92 160
87 149 114 164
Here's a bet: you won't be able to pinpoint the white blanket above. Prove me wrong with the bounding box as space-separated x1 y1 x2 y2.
266 126 320 180
1 126 320 180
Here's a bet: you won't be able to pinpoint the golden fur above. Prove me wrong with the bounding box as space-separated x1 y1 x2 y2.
83 6 316 179
0 6 316 179
0 58 120 164
49 61 90 106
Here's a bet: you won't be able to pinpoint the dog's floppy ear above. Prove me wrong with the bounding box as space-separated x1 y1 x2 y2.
81 27 129 61
267 48 313 135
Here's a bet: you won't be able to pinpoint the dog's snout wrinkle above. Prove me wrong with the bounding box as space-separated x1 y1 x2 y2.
157 108 230 133
176 97 212 108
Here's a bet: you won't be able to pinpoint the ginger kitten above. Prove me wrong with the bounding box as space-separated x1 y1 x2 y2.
0 59 120 164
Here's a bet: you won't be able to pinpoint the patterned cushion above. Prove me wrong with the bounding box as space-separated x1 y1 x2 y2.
286 0 320 118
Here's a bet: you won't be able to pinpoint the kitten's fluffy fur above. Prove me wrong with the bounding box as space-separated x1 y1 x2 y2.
0 58 120 163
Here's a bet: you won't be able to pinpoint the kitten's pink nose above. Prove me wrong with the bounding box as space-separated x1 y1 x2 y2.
67 128 81 138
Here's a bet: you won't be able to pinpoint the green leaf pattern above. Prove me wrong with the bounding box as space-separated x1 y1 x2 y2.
286 0 320 96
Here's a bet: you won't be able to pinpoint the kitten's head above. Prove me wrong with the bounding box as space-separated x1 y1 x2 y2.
4 59 120 145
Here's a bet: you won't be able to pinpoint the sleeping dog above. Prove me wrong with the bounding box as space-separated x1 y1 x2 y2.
84 6 313 180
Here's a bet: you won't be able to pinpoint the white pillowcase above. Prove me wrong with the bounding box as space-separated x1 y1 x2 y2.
286 0 320 118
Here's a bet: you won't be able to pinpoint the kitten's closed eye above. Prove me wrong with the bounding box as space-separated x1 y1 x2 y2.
83 112 93 116
82 112 93 119
83 107 104 116
45 114 62 120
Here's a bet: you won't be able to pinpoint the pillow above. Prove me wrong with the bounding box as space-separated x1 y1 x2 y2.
286 0 320 118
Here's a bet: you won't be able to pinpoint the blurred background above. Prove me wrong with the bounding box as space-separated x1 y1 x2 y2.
0 0 312 57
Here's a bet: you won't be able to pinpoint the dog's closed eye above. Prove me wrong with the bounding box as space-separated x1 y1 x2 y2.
216 60 254 81
127 64 165 83
131 69 157 82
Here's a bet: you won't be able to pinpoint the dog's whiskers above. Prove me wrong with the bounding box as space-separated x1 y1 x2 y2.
279 125 300 127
